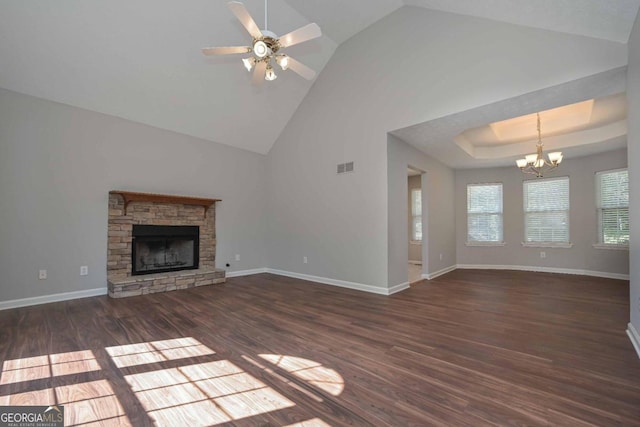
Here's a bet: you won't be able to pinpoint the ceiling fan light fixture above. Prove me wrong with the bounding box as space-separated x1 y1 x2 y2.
276 55 289 70
253 40 269 58
242 57 256 71
265 64 277 81
201 2 321 83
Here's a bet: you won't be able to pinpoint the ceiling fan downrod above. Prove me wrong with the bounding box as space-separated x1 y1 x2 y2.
264 0 268 31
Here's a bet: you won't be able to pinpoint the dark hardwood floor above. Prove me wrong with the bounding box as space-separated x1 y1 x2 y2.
0 270 639 426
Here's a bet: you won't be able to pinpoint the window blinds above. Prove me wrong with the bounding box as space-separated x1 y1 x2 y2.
467 183 503 242
597 169 629 245
523 177 569 243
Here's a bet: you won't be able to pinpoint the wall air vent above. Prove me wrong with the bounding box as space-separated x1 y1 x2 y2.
337 162 355 174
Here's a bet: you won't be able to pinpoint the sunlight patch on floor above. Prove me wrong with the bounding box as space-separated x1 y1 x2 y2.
123 360 294 426
259 354 345 396
0 379 131 426
56 379 131 426
1 350 100 385
0 387 55 406
0 338 345 426
105 337 215 368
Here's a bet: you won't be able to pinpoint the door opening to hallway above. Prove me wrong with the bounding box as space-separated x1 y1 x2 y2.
408 167 423 284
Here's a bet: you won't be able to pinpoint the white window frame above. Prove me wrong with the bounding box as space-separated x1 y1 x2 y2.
410 188 422 242
522 176 572 248
594 168 629 249
466 183 504 246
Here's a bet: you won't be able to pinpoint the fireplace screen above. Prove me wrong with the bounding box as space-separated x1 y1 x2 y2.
132 225 199 275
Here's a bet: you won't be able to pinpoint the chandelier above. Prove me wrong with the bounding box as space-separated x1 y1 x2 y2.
516 113 563 178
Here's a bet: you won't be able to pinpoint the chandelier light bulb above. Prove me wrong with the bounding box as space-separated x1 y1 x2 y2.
516 158 528 168
548 152 563 164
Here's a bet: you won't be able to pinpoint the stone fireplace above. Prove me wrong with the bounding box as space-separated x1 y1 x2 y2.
107 191 225 298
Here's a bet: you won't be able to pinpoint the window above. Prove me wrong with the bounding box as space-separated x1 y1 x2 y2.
523 177 570 244
596 169 629 246
411 189 422 241
467 183 503 243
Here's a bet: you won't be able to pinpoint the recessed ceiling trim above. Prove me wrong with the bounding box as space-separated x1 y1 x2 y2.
468 120 627 160
488 99 594 143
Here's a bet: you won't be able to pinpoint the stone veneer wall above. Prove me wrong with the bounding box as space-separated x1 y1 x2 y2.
107 192 225 297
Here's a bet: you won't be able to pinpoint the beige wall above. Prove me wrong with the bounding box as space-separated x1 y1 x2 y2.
268 6 625 290
0 89 268 303
455 148 628 276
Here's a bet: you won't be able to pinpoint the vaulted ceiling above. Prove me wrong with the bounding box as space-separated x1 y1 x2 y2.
1 1 638 156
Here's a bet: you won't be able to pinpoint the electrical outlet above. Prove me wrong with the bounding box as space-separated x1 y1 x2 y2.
39 269 47 280
303 256 308 264
80 266 88 276
540 251 546 258
439 253 443 261
235 254 240 261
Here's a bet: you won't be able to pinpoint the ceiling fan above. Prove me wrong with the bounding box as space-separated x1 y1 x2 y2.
202 0 321 83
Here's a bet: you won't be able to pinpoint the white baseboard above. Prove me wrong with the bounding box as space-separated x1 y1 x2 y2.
388 282 410 294
1 263 626 311
266 269 397 296
456 264 629 280
627 323 640 359
408 260 422 265
225 268 269 278
229 268 410 296
0 287 108 311
422 264 457 280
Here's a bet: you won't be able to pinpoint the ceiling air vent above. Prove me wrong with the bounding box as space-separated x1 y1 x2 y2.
337 162 355 175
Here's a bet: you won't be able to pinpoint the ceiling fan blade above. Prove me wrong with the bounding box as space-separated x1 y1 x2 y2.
228 1 263 40
286 57 316 80
201 46 251 56
278 23 321 48
252 61 267 85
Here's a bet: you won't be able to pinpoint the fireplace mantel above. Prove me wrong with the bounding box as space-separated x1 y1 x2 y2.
111 191 221 215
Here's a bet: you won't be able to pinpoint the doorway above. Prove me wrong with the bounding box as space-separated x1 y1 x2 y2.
408 167 423 283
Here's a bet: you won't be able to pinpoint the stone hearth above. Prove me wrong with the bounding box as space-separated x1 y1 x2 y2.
107 191 225 298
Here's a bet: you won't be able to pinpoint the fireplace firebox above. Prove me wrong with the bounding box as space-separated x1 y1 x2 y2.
132 225 199 276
